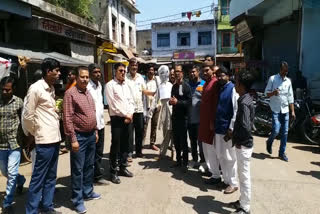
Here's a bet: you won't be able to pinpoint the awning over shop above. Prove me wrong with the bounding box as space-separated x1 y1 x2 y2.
0 46 92 67
105 52 128 60
122 47 135 59
105 59 129 67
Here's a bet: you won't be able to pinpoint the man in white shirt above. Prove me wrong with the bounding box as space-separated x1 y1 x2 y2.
143 65 160 151
264 61 295 162
88 64 109 186
126 58 154 159
23 58 62 214
105 63 135 184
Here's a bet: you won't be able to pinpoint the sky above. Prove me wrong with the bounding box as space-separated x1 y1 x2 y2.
136 0 217 30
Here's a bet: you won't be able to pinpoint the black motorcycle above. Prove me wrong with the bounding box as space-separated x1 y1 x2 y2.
253 92 320 145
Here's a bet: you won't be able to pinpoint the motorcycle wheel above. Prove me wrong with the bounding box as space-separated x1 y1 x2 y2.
253 111 272 136
302 117 320 145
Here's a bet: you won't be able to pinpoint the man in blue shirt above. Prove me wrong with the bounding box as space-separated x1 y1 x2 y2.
187 65 205 168
264 61 295 162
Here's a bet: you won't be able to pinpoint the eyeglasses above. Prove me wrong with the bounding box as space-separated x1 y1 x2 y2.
118 69 126 73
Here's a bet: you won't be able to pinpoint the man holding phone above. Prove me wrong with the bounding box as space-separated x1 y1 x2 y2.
215 66 239 194
265 61 295 162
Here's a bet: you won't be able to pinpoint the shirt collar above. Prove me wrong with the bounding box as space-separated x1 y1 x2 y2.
114 78 125 85
0 95 16 106
40 79 54 92
277 73 288 81
89 80 100 89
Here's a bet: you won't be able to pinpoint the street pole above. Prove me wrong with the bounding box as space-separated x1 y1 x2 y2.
212 1 217 65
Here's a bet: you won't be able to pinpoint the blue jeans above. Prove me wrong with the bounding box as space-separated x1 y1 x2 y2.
0 149 25 208
70 131 96 207
26 143 60 214
267 112 289 155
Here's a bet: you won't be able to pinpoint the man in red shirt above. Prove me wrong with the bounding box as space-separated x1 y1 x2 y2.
63 66 100 214
198 64 221 184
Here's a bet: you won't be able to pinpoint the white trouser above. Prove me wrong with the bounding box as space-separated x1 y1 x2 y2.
215 134 238 187
202 141 220 179
236 146 253 212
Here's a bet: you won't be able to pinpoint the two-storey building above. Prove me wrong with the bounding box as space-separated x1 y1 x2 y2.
92 0 140 82
151 19 216 65
216 0 243 71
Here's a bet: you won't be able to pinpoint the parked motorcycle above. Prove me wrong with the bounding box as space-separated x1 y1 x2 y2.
253 92 320 145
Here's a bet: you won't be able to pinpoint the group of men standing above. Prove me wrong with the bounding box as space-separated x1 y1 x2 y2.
0 53 295 214
0 58 109 214
165 60 256 214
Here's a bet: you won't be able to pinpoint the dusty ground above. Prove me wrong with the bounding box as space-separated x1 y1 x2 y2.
1 111 320 214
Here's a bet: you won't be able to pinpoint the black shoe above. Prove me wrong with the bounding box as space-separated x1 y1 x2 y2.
170 162 182 168
110 173 121 184
119 168 134 177
279 153 288 162
181 166 188 173
229 200 241 210
201 170 213 177
40 209 62 214
231 208 250 214
94 178 110 186
16 176 26 195
122 162 131 167
205 177 221 185
2 206 14 214
266 141 272 154
135 153 145 158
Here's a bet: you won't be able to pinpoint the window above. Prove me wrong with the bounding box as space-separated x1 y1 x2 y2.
157 33 170 47
121 22 125 44
177 33 190 46
129 26 133 47
198 31 212 45
129 12 132 20
112 15 117 42
221 0 230 15
222 32 231 47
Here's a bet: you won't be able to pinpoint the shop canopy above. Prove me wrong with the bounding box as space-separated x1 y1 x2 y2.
0 46 92 67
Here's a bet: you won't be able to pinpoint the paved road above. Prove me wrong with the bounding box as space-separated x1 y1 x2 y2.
1 112 320 214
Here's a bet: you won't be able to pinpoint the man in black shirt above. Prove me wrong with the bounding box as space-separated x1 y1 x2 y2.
230 70 255 214
169 65 192 172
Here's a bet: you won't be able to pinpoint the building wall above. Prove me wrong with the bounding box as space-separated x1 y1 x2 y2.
151 24 216 58
109 0 137 50
230 0 263 21
262 0 300 24
93 0 137 51
262 20 299 78
136 29 151 55
300 5 320 99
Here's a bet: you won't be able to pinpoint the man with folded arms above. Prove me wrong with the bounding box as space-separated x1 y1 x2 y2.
63 66 101 214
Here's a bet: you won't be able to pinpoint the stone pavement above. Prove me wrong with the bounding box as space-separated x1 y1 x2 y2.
1 112 320 214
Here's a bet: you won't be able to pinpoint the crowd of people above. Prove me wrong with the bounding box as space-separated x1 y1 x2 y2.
0 55 295 214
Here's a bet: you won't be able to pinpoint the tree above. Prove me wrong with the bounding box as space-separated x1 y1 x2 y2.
45 0 95 21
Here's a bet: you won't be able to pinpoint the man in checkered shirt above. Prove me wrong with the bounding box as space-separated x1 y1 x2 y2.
0 76 26 213
63 66 101 214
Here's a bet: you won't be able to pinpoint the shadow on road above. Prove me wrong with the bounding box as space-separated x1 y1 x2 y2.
182 195 231 214
311 161 320 167
251 152 278 160
292 145 320 154
297 161 320 181
138 158 223 193
297 170 320 180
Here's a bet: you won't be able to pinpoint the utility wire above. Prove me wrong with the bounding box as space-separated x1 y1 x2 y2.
137 9 213 28
137 5 212 23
